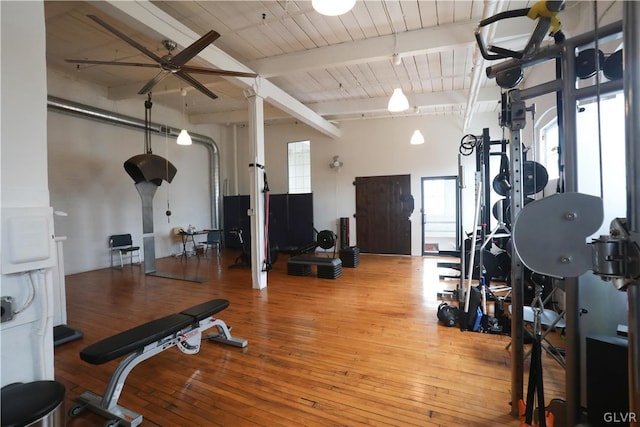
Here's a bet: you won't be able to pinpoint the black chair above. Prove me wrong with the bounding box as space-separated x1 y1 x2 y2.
203 230 223 258
109 234 141 268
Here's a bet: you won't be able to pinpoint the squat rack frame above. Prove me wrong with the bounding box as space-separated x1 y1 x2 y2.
486 15 637 425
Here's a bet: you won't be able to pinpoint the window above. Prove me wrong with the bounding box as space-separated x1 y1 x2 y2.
288 140 311 193
540 120 560 180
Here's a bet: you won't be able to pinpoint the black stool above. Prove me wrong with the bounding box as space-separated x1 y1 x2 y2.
1 380 65 427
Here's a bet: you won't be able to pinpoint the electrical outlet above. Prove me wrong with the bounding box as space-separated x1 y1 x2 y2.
1 296 14 322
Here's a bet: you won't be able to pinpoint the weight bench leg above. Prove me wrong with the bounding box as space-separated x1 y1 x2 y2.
204 318 248 348
71 341 170 426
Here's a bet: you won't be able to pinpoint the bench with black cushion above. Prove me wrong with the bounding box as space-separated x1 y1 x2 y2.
71 298 245 427
80 299 229 365
287 255 342 279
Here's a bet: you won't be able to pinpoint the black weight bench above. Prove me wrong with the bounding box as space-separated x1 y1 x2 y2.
287 255 342 279
70 299 247 427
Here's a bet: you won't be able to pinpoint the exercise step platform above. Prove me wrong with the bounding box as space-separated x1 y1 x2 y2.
437 261 461 270
287 255 342 279
339 246 360 267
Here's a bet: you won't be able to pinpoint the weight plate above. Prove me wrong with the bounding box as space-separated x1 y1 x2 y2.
522 161 549 195
496 66 524 89
492 174 511 196
492 198 509 222
603 49 623 81
576 48 604 79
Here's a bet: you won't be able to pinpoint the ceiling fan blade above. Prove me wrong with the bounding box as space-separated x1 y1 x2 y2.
87 15 169 66
180 65 257 78
170 30 221 67
137 70 171 95
174 71 218 100
65 59 159 68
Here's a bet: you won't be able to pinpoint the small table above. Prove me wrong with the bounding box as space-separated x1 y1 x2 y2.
178 230 207 258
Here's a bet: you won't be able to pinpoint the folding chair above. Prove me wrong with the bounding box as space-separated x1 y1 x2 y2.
203 230 223 258
109 234 141 268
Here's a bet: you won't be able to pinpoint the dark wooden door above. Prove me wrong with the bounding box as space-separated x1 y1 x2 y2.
355 175 412 255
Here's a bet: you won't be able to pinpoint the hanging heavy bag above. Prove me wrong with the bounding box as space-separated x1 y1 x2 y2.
437 302 460 327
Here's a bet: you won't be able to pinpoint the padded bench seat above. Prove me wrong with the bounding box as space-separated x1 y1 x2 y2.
287 255 342 279
81 299 229 365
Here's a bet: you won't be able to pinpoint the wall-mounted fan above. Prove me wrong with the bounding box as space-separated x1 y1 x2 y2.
66 14 257 100
330 155 343 170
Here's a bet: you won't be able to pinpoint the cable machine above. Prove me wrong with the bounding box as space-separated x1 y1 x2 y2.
476 2 637 425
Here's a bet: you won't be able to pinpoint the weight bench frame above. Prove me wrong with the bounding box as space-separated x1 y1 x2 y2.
71 299 247 427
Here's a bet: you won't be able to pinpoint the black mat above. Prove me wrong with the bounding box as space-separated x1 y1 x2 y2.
147 271 208 283
54 324 83 347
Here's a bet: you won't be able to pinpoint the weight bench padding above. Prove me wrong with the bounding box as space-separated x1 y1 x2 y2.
181 298 229 320
81 314 191 365
80 299 230 365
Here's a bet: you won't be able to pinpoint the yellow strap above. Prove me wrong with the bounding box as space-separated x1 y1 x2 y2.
527 1 563 35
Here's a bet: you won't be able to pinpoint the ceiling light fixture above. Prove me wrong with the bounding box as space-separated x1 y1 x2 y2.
388 88 409 112
177 88 192 146
410 130 425 145
312 0 356 16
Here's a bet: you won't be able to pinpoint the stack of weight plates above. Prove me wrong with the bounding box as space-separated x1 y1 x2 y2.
339 246 360 268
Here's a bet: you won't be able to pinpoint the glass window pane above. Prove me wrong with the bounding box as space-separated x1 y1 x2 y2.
287 140 311 193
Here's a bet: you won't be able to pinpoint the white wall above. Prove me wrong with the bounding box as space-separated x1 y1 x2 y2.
1 0 55 385
47 70 226 274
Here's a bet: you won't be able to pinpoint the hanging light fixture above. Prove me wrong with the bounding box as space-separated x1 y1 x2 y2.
410 129 425 145
312 0 356 16
388 88 409 112
177 88 192 146
177 129 192 146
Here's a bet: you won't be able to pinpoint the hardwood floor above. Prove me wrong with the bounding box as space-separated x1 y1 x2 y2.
55 252 565 426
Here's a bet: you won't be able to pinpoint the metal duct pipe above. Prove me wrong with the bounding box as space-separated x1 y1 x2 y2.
47 96 221 229
463 0 504 132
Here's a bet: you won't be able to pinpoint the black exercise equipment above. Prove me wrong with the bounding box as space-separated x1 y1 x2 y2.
518 281 555 427
287 255 343 279
475 1 565 89
251 162 279 272
575 48 605 79
287 229 342 279
339 246 360 268
70 299 246 427
437 302 460 327
292 229 336 256
523 161 549 195
492 153 512 196
459 133 478 156
496 67 524 89
603 49 623 80
228 228 251 268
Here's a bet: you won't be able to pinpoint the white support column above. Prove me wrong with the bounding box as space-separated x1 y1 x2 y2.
245 87 267 290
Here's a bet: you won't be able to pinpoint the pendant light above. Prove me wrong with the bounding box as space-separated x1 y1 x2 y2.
312 0 356 16
410 129 425 145
177 88 192 146
388 88 409 112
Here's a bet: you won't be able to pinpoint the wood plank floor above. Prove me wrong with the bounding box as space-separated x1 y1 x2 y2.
55 252 566 426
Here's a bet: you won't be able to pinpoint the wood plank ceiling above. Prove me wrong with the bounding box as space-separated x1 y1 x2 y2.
44 1 542 130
